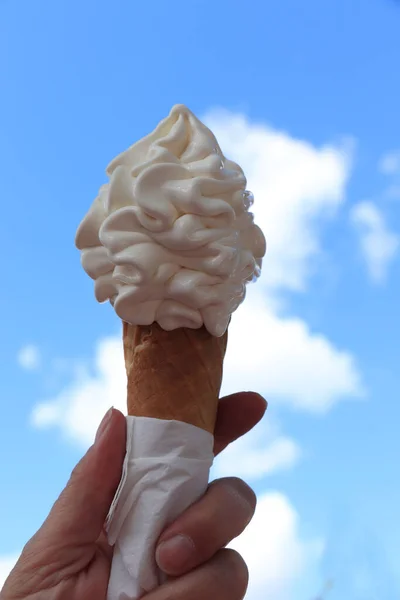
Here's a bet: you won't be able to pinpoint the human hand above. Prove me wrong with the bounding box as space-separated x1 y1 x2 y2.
1 392 267 600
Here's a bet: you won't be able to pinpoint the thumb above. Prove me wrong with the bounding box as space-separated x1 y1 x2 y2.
36 407 127 548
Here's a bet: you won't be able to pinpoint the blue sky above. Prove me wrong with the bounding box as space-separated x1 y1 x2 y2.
1 0 400 597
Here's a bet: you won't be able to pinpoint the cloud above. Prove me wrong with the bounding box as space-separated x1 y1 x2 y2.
229 492 324 600
350 201 399 283
17 344 41 371
0 555 18 592
32 335 126 446
222 288 363 413
379 150 400 175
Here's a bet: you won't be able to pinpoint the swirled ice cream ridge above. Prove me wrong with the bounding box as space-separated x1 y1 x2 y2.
75 104 266 337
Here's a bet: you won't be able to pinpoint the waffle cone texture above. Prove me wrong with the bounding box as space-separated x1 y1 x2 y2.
123 322 228 434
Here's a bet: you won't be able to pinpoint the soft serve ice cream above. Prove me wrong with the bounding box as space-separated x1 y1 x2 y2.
76 104 265 337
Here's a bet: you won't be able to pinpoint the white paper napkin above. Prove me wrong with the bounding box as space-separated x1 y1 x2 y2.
106 416 214 600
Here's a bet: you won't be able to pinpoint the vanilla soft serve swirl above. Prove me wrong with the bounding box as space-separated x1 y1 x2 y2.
75 104 266 336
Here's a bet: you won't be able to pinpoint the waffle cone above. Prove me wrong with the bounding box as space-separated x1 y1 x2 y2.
123 322 228 434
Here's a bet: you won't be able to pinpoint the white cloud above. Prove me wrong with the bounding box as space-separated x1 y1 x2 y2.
379 151 400 175
350 201 399 283
222 288 363 413
17 344 41 371
32 336 126 446
0 555 18 591
230 492 324 600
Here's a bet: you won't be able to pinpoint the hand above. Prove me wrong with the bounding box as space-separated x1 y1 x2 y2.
1 392 267 600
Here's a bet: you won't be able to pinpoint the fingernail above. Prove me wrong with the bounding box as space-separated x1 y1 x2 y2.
95 407 114 443
156 534 196 573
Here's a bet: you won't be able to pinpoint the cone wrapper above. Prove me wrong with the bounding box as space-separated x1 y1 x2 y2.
106 416 213 600
106 324 227 599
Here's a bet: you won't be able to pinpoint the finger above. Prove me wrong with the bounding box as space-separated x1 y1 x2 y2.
148 549 248 600
156 477 256 576
35 408 127 547
214 392 267 455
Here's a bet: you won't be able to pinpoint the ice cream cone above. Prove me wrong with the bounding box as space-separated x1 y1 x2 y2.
123 321 228 434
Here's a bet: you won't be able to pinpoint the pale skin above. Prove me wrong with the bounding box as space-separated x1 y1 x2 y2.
1 392 267 600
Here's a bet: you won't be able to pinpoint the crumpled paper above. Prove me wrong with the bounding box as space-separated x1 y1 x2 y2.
106 416 214 600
